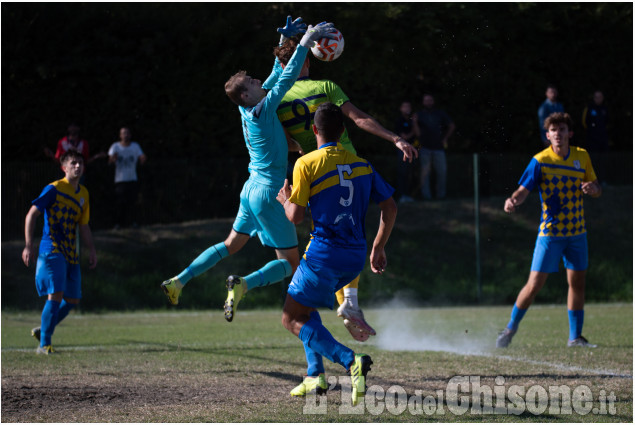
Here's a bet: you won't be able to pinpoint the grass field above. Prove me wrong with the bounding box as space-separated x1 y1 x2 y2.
2 304 632 422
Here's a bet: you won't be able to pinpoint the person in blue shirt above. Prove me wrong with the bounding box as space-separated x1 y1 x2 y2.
160 18 336 323
278 102 397 404
496 112 602 349
537 84 565 146
23 150 98 354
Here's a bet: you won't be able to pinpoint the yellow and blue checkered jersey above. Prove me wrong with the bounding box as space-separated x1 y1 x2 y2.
519 146 597 237
32 178 90 264
289 142 394 272
276 78 356 155
239 45 309 187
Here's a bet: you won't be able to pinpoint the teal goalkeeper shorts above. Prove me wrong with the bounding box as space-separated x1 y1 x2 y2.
233 177 298 250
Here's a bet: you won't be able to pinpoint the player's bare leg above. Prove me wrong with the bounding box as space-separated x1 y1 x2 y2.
497 271 548 347
515 271 549 309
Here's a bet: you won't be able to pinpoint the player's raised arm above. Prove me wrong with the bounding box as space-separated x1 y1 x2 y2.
264 22 336 114
263 16 307 90
341 102 418 162
370 197 398 274
504 186 530 213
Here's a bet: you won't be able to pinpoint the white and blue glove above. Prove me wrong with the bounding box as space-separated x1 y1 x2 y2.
277 16 307 45
299 22 336 49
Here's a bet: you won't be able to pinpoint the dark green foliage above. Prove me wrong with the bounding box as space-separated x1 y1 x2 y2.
2 3 632 161
1 188 630 311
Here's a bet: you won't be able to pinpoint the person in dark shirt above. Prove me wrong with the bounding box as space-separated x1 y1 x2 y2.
395 101 418 202
413 94 455 200
582 90 609 153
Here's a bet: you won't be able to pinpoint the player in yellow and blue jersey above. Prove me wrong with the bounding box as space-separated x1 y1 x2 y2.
22 150 97 355
278 103 397 403
160 19 337 322
271 38 418 341
497 112 602 349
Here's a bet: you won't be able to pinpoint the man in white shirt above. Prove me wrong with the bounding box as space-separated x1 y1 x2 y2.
108 127 147 228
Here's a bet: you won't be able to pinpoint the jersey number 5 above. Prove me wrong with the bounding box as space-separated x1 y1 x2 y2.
337 164 354 207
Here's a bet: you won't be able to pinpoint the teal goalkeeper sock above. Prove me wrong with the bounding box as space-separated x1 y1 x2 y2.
243 259 292 290
177 242 229 285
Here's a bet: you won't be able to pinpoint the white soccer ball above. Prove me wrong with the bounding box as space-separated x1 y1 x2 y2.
311 29 345 62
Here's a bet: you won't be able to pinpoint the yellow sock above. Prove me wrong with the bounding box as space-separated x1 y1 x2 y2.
336 275 360 305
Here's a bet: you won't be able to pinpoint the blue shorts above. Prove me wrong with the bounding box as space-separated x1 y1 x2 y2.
288 258 360 309
530 234 588 273
35 252 82 298
233 178 298 250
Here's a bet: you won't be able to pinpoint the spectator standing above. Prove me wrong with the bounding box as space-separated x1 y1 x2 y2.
537 85 565 146
108 127 147 228
582 90 609 153
413 93 455 200
395 101 418 203
44 123 106 165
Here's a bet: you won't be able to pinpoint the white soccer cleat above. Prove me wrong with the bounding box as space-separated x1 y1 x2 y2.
337 301 376 341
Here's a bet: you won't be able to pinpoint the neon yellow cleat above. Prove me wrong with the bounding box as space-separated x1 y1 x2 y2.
350 353 372 406
290 373 328 397
161 277 184 305
36 345 55 355
31 326 41 343
224 275 246 322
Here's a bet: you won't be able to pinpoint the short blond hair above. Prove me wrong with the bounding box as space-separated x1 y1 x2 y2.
225 71 248 106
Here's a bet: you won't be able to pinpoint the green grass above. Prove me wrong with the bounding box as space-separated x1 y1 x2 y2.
2 304 632 422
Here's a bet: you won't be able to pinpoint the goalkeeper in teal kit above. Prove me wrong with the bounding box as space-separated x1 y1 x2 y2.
161 19 336 320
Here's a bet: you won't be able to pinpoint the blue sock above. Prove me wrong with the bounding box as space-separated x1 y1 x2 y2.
506 304 528 331
298 316 355 371
304 311 325 376
244 259 291 290
568 310 584 340
177 242 229 285
56 300 77 325
40 300 61 347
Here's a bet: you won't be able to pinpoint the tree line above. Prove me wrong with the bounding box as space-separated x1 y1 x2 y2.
2 3 632 161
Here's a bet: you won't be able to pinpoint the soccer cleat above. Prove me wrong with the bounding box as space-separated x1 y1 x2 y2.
290 374 328 397
337 302 376 342
567 336 597 348
31 327 41 343
161 277 184 305
36 345 55 355
343 319 370 342
224 275 246 322
350 354 372 406
496 327 516 348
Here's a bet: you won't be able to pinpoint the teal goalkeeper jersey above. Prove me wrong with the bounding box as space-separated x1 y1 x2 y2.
276 78 355 154
238 45 308 187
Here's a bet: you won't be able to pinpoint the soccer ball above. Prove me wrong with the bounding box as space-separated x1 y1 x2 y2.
311 29 345 61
